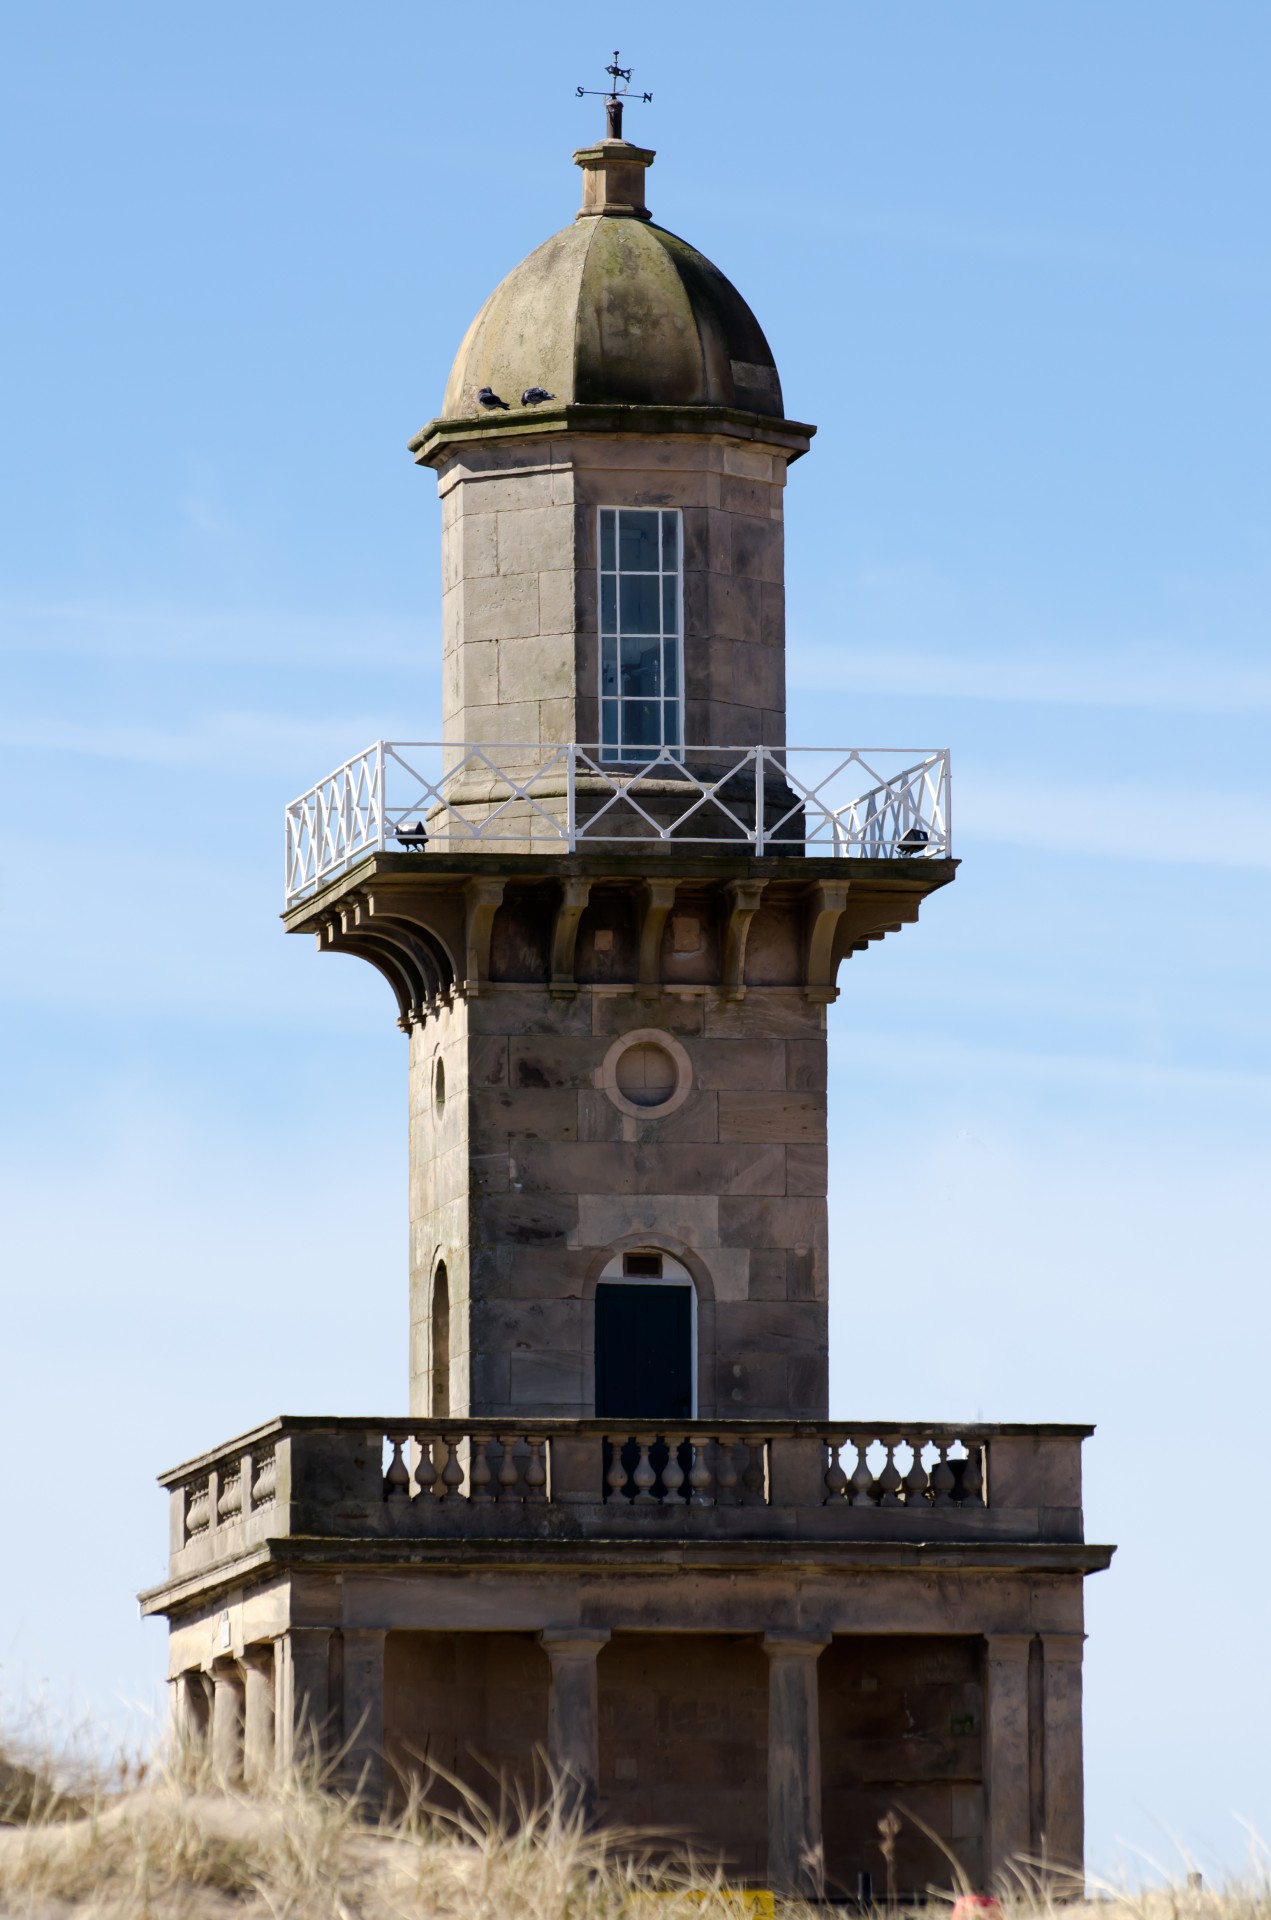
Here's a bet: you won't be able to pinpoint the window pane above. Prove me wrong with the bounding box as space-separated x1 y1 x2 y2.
619 574 661 635
620 635 660 698
601 634 618 696
661 511 679 571
661 576 678 635
663 700 681 747
599 509 616 571
618 510 660 571
622 700 660 746
600 574 616 635
662 637 679 697
602 699 619 746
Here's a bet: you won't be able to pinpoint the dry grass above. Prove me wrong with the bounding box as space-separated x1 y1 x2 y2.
2 1735 1270 1920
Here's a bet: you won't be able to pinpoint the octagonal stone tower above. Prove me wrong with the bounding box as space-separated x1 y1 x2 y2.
314 130 955 1429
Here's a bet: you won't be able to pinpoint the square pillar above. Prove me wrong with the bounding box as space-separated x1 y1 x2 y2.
984 1634 1031 1880
276 1627 333 1773
171 1669 212 1760
342 1628 387 1808
763 1633 828 1897
241 1645 277 1789
210 1659 245 1785
539 1629 609 1821
1041 1634 1084 1875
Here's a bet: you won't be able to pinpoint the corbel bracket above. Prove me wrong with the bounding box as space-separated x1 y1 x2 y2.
463 877 506 996
637 879 678 989
804 880 850 1002
721 879 767 1000
550 878 592 996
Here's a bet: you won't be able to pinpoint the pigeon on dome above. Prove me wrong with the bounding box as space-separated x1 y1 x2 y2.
476 387 509 410
521 387 556 406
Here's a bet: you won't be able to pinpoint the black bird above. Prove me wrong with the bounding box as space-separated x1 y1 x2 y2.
395 819 428 851
476 386 510 410
521 386 556 406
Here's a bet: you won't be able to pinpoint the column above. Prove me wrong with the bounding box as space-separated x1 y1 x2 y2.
539 1629 609 1821
1040 1634 1085 1875
984 1635 1032 1879
341 1628 387 1809
241 1645 277 1788
171 1669 212 1761
276 1627 332 1774
210 1659 245 1785
763 1633 828 1898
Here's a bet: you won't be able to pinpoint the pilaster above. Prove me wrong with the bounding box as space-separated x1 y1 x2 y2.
540 1629 609 1820
984 1634 1032 1878
763 1632 828 1896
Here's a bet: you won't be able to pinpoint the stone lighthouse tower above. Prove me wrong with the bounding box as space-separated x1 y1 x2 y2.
143 89 1112 1900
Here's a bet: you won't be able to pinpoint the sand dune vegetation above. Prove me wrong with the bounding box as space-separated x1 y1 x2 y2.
2 1732 1267 1920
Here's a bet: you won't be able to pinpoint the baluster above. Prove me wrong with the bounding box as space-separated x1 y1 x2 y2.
688 1442 713 1506
902 1438 931 1507
958 1442 985 1507
632 1435 658 1504
185 1481 210 1538
413 1436 439 1500
715 1436 739 1505
930 1438 956 1507
217 1472 242 1522
384 1436 411 1501
497 1435 521 1503
605 1435 629 1503
524 1437 548 1503
440 1438 465 1500
251 1450 276 1507
662 1437 686 1503
849 1435 876 1506
824 1436 849 1503
469 1435 494 1503
877 1437 903 1507
742 1439 767 1505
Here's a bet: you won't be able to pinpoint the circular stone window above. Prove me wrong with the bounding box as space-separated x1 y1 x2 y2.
600 1029 693 1120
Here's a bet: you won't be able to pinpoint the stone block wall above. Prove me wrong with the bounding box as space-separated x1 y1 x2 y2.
384 1629 549 1816
433 429 796 760
820 1635 985 1897
408 973 829 1422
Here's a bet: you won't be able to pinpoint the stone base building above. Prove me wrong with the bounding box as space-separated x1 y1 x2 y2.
141 106 1113 1898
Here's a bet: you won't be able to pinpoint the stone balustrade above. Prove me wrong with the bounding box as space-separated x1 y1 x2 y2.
159 1417 1090 1581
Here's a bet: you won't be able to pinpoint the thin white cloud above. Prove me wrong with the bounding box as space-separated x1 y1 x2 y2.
955 771 1271 869
0 598 431 667
791 640 1271 716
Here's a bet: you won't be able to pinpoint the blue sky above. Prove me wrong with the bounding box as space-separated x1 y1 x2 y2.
2 0 1269 1879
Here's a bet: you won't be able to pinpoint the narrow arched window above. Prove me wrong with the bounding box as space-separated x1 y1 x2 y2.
430 1261 450 1419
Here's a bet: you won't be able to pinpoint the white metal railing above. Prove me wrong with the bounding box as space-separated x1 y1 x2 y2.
284 742 951 906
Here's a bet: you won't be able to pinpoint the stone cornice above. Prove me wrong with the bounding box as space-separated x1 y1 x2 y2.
409 402 816 469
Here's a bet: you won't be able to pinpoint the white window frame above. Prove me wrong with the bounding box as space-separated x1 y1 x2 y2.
597 506 684 762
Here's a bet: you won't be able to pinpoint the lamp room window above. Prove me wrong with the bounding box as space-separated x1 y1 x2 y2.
598 507 683 760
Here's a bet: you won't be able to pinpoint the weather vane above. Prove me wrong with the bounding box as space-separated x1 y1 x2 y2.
576 50 652 141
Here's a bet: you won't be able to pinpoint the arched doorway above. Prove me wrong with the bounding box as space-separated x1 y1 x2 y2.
594 1250 694 1420
430 1262 450 1419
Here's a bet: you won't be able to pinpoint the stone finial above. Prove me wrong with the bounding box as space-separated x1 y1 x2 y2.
573 138 655 222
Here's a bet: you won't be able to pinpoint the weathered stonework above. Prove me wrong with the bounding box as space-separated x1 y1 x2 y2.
142 116 1113 1898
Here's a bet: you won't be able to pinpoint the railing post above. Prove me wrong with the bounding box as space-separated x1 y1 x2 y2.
943 747 952 855
754 747 765 856
567 744 577 853
374 741 385 854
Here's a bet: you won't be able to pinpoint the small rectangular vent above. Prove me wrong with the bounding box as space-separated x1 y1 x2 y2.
623 1252 663 1278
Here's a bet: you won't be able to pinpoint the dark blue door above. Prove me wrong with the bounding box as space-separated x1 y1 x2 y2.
594 1283 692 1418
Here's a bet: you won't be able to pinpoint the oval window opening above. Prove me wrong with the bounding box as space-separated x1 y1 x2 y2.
614 1041 677 1109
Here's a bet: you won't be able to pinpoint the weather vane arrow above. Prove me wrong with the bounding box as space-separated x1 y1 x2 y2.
576 50 652 140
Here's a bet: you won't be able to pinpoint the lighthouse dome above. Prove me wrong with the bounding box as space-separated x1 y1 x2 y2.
440 138 784 421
